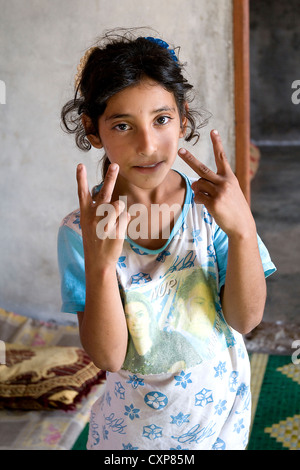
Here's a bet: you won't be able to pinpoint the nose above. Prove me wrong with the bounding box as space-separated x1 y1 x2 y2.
135 127 157 157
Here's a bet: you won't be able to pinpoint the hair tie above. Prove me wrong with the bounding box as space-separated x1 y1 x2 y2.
74 47 97 95
143 37 178 63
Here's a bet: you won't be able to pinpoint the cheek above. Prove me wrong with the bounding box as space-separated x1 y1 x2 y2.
101 143 120 164
161 134 180 156
98 130 118 160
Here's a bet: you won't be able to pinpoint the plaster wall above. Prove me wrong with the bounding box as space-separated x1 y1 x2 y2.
0 0 234 322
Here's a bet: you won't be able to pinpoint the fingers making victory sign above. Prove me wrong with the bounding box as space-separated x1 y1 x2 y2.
76 162 130 268
178 130 256 238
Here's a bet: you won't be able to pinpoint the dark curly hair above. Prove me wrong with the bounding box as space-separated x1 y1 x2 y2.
61 28 210 179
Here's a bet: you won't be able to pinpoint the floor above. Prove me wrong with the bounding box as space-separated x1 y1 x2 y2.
244 146 300 354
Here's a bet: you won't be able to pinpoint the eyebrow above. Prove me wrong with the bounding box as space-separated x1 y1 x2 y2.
105 106 177 122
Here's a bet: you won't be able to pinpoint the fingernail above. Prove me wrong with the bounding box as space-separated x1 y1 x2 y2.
110 163 118 171
179 148 186 155
212 130 219 135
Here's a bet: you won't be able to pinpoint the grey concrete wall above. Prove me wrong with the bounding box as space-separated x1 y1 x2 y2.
0 0 234 323
250 0 300 145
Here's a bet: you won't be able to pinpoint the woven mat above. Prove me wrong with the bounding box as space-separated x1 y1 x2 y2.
248 353 300 450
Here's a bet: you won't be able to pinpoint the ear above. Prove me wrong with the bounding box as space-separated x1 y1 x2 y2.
81 114 103 149
179 102 189 138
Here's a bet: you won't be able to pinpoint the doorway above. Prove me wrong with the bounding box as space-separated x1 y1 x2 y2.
249 0 300 325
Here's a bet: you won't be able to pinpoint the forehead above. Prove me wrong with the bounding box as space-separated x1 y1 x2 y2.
125 301 149 313
104 78 178 114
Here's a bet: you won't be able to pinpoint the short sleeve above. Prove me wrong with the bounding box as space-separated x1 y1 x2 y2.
213 225 277 290
57 224 86 314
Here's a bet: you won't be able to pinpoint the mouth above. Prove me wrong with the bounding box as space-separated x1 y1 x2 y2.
133 161 163 173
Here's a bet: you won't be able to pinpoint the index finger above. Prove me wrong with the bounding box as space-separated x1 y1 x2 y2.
178 148 219 182
210 130 230 175
96 163 119 203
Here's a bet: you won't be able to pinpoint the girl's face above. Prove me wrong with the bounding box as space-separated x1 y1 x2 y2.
125 301 151 341
177 283 216 338
95 78 186 191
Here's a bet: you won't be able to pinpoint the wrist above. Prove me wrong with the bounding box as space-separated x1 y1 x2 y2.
85 261 117 281
227 229 256 243
226 218 257 242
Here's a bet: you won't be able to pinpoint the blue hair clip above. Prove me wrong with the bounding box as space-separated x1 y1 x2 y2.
144 36 178 63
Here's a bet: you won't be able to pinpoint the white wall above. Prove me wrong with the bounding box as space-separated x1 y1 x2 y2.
0 0 234 323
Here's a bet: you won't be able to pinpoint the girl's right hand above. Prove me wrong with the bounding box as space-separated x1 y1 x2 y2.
76 163 130 270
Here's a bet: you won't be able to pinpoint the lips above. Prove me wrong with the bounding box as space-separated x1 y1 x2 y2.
133 161 163 172
139 163 157 168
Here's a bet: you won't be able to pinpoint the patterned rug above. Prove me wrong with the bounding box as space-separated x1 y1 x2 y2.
0 308 106 450
72 353 300 451
248 353 300 450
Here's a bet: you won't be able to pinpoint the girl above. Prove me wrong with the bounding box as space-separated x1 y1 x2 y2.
58 29 276 450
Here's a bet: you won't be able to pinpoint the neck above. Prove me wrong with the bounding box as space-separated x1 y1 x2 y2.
113 169 181 206
111 170 186 250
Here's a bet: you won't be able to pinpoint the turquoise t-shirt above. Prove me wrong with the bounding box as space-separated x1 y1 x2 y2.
57 172 276 450
57 172 276 316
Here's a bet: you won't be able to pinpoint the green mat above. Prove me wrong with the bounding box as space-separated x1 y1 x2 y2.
72 423 89 450
248 354 300 450
72 354 300 450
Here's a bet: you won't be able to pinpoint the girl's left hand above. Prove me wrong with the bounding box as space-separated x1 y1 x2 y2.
178 130 256 238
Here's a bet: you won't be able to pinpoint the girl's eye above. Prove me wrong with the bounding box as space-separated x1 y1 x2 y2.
156 115 172 125
114 123 130 132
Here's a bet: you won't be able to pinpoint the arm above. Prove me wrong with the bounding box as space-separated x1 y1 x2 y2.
77 163 130 371
178 130 266 335
221 229 266 334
